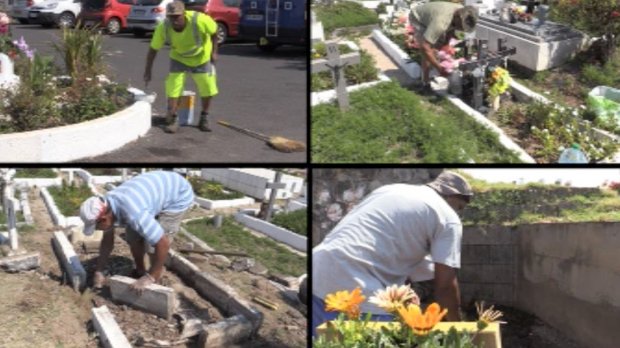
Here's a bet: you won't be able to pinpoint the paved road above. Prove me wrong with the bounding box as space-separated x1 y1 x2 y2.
12 25 307 163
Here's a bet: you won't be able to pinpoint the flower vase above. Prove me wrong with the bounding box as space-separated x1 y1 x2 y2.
492 95 501 111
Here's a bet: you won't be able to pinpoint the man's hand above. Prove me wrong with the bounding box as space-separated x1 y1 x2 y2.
93 271 106 289
211 51 218 65
129 273 155 295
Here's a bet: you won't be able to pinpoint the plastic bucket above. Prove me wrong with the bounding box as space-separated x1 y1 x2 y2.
177 90 196 126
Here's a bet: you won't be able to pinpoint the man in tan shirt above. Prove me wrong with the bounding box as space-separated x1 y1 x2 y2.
408 2 478 88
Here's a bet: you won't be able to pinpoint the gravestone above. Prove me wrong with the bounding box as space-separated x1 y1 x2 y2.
311 41 361 111
0 53 19 91
475 12 586 71
264 171 286 222
311 10 324 43
6 197 17 250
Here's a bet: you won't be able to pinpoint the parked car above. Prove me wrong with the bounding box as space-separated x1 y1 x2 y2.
28 0 81 27
79 0 135 34
126 0 172 37
182 0 240 44
9 0 45 24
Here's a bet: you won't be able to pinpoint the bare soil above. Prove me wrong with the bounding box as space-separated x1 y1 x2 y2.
0 186 307 348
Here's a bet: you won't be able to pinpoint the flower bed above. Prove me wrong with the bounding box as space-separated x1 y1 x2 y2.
314 286 503 348
184 217 306 276
314 1 380 34
312 81 522 163
189 177 245 201
42 182 98 227
0 28 152 162
13 168 57 178
271 209 307 236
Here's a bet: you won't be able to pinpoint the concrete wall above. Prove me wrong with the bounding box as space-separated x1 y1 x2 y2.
459 222 620 348
201 168 304 200
234 212 307 252
516 222 620 348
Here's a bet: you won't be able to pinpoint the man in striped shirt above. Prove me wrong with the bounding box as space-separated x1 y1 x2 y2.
79 170 194 293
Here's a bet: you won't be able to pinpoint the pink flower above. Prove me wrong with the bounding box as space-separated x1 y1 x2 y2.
611 11 620 18
406 24 414 34
398 16 407 24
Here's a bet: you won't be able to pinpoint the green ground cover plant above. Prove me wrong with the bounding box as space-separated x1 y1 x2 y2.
458 171 620 225
188 177 244 200
47 182 93 217
184 217 306 276
312 82 521 163
14 169 57 178
271 209 307 236
314 1 380 33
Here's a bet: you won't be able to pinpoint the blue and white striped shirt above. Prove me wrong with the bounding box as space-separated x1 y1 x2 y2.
106 171 194 246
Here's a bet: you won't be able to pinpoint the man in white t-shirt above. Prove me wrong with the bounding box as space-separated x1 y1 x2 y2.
312 171 473 336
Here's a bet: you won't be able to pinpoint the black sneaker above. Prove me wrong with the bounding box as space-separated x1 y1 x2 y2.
164 114 179 133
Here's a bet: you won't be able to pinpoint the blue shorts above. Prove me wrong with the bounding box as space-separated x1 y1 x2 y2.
312 295 394 338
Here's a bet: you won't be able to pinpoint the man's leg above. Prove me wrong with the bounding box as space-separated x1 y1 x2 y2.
422 56 430 85
125 227 147 277
164 72 186 133
192 68 218 132
145 210 187 281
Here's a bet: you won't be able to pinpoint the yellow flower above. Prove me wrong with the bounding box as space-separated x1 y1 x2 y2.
475 301 507 330
397 302 448 336
324 287 366 320
368 284 420 314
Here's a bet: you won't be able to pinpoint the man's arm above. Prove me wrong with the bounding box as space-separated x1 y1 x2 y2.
421 39 448 76
210 34 219 64
434 262 461 321
144 48 158 84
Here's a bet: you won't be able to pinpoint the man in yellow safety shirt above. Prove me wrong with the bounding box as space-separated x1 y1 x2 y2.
144 1 218 133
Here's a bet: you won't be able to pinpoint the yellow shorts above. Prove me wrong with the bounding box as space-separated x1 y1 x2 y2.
165 61 218 98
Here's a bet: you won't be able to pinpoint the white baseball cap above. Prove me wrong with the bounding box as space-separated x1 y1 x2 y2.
80 196 106 236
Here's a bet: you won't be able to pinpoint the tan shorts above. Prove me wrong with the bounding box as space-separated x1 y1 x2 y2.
125 210 187 254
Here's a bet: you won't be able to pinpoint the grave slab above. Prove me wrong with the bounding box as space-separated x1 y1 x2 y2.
92 306 132 348
52 231 87 291
0 252 40 272
108 275 176 320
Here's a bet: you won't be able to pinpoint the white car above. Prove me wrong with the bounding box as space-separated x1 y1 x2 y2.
126 0 173 37
10 0 45 24
27 0 81 27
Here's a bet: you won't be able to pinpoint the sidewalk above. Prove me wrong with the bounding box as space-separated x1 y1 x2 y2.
358 34 413 87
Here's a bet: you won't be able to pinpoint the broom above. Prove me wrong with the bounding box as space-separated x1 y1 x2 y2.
217 120 306 153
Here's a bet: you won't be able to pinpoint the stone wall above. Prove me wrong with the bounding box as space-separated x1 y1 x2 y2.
312 168 443 246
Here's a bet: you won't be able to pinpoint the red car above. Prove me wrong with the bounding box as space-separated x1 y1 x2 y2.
79 0 136 34
183 0 241 44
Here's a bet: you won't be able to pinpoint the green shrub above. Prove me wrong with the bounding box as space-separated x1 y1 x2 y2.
184 217 306 276
48 182 94 217
312 82 522 163
87 168 121 176
188 177 244 200
271 209 307 236
581 63 618 87
315 2 380 33
14 169 57 178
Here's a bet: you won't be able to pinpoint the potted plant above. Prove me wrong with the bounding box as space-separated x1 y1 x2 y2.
314 285 504 348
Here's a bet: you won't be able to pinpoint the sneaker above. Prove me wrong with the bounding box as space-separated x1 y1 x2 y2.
198 112 212 132
164 113 178 133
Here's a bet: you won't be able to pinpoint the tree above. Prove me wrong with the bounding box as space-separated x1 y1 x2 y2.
551 0 620 63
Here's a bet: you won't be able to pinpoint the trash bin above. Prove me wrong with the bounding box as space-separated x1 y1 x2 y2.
177 91 197 126
587 86 620 124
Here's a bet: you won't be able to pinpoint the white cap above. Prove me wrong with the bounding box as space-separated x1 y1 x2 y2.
80 196 106 236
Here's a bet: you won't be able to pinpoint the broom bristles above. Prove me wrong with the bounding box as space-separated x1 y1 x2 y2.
268 136 306 153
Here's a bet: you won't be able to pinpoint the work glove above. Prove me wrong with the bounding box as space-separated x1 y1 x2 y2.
129 273 156 295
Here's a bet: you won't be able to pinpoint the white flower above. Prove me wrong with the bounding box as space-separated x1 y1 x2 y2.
580 105 587 110
559 146 566 152
543 129 549 134
531 125 537 130
368 284 420 314
572 110 579 117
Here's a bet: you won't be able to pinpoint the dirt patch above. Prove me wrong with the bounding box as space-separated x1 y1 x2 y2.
464 305 583 348
0 188 94 348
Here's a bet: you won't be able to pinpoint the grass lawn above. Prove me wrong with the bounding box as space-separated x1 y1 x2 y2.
188 177 244 200
47 184 93 217
314 1 380 34
271 209 307 236
312 82 522 163
184 217 306 277
14 168 57 178
0 210 24 225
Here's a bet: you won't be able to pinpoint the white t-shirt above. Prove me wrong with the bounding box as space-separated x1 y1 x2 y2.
313 184 462 314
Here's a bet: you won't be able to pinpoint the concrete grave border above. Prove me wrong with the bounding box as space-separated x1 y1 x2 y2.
165 249 260 346
0 97 151 162
92 306 132 348
75 168 124 186
52 231 87 291
194 196 256 210
234 212 307 252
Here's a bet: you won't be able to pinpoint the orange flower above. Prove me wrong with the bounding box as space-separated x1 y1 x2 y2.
324 287 366 320
397 303 448 335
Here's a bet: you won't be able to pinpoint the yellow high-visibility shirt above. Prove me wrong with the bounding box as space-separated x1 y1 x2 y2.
150 10 217 67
